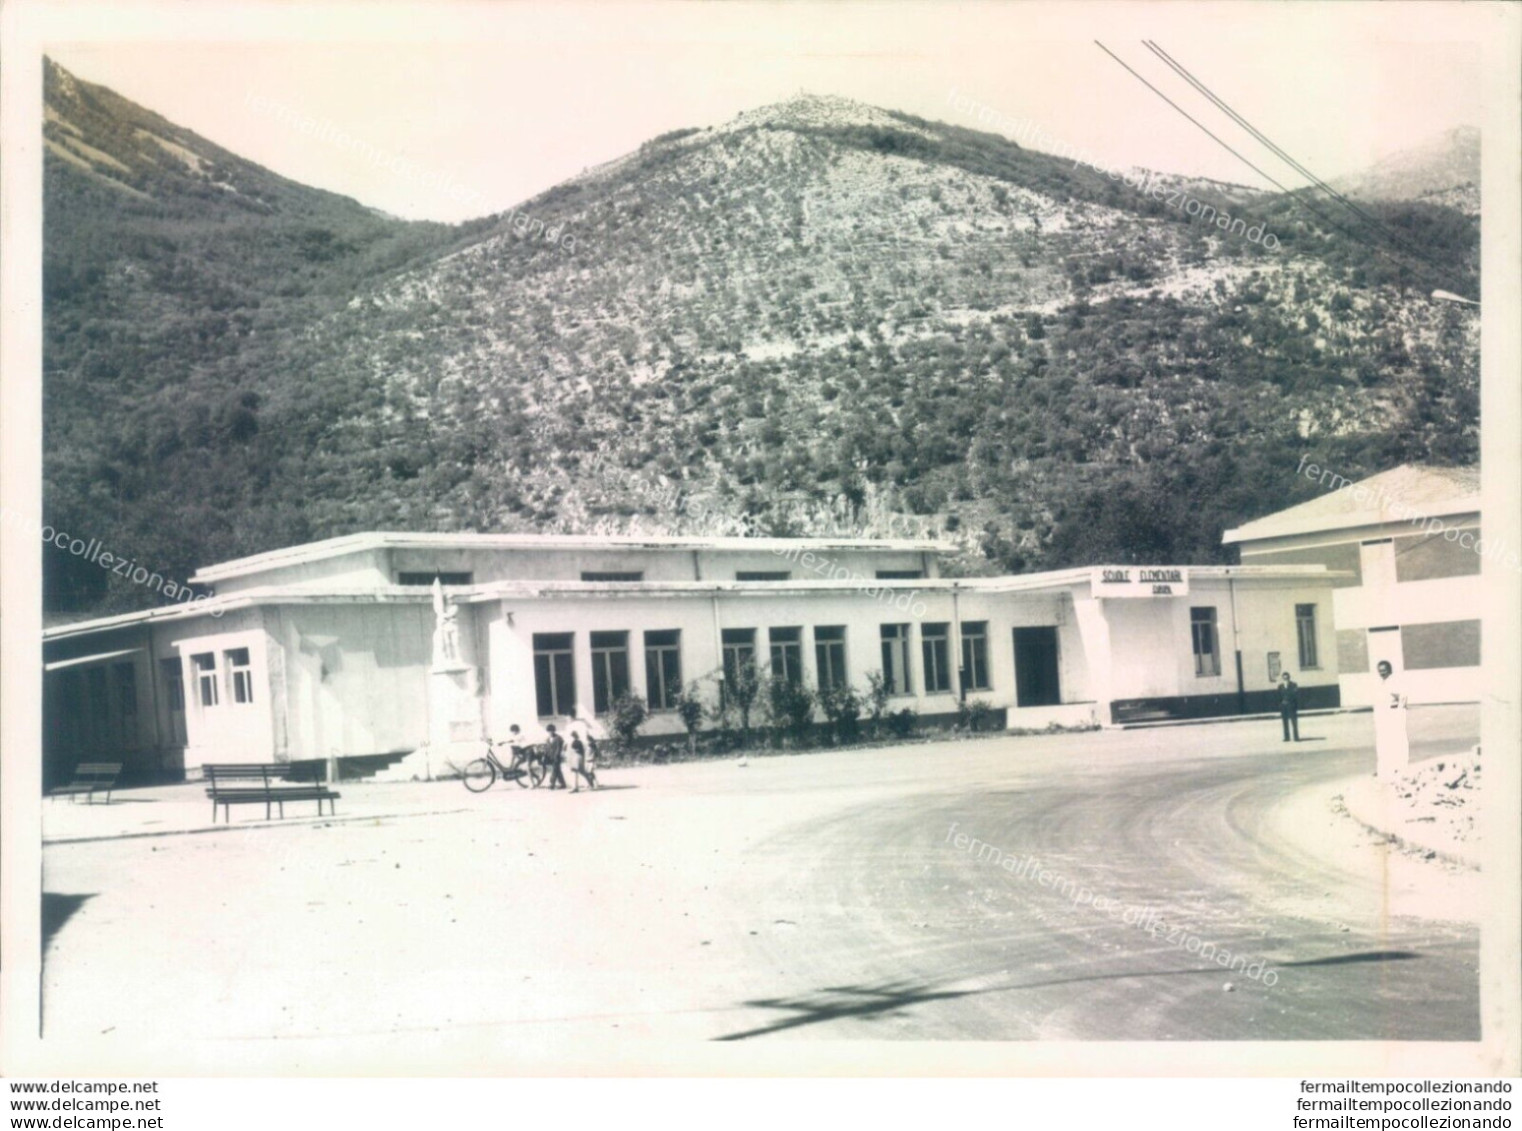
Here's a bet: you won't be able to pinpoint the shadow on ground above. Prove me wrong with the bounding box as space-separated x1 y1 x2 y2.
42 892 94 952
714 951 1429 1040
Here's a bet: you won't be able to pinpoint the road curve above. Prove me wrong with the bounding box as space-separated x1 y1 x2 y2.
715 725 1479 1041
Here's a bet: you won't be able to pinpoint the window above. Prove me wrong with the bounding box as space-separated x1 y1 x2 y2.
226 647 254 704
814 626 848 692
581 571 644 582
960 621 990 691
736 571 791 581
533 633 576 718
590 631 630 714
1295 604 1319 670
880 623 913 695
192 652 219 708
722 629 757 697
397 571 473 586
876 569 924 580
769 627 803 685
922 623 952 694
161 657 185 712
644 630 682 710
1190 608 1221 677
113 663 137 720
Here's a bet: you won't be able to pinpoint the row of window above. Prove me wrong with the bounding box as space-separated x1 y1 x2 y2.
534 622 993 719
1188 605 1318 678
168 649 255 710
395 569 926 586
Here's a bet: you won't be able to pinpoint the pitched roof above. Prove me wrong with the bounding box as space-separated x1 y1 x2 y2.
1222 464 1480 545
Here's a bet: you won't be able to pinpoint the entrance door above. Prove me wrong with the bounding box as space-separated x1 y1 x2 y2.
1013 626 1062 707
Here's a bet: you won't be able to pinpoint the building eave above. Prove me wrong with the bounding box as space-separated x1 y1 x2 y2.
188 531 955 585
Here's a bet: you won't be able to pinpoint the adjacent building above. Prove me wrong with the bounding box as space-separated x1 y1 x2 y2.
42 533 1343 784
1223 463 1483 708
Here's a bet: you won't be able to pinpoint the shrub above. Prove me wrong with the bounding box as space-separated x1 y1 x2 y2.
865 669 890 734
886 707 918 739
957 698 997 733
766 677 817 746
608 692 649 753
818 683 863 745
675 683 706 755
716 661 763 740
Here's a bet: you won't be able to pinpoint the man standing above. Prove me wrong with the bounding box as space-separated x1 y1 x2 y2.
543 724 568 790
1373 660 1410 781
1278 671 1300 743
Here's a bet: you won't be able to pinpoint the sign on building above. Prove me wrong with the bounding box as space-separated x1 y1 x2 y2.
1090 567 1190 598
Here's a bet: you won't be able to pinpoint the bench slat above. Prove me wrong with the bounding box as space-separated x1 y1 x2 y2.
204 763 339 822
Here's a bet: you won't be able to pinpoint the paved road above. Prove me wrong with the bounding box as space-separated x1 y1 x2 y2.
39 707 1479 1061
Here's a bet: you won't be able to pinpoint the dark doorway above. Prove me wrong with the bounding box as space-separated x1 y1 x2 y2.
1013 626 1061 707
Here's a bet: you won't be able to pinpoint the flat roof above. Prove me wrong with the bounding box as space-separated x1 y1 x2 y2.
188 531 952 584
44 564 1346 643
1223 463 1480 545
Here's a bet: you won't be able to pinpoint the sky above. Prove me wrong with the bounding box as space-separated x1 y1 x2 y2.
44 3 1485 224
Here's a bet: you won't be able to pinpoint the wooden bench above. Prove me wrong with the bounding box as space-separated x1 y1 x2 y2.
204 763 340 823
49 762 122 804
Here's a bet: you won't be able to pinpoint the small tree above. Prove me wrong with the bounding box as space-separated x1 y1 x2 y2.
720 660 763 744
865 669 890 737
818 683 862 745
608 692 649 755
675 682 706 756
766 676 817 747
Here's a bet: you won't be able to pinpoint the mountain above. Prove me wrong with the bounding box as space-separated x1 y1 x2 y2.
43 71 1481 618
1334 126 1480 216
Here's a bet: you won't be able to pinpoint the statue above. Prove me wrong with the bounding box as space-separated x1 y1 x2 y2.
431 577 461 669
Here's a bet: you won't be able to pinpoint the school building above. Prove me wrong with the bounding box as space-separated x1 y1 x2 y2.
41 533 1343 784
1223 463 1483 708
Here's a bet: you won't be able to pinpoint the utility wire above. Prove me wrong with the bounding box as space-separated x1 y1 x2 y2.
1093 40 1458 286
1142 41 1461 281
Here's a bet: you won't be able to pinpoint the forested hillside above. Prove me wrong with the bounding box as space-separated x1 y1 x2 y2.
43 70 1480 617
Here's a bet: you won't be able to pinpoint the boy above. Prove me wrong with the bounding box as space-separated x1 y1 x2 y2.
543 724 568 790
569 729 598 792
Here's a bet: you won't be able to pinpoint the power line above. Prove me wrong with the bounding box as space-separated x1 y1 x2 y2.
1092 41 1462 286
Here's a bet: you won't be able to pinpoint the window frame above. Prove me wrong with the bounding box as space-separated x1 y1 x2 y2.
768 626 804 686
397 571 474 587
190 652 220 709
1295 604 1319 670
814 626 848 693
921 622 952 694
590 630 631 715
225 647 255 705
960 621 990 692
532 632 577 718
581 570 645 582
880 623 914 696
1190 607 1221 678
643 629 682 711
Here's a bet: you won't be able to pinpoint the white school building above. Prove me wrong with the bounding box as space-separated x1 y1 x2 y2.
42 533 1343 785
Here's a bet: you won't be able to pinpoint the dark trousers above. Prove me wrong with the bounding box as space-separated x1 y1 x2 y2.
547 761 567 789
1281 708 1299 741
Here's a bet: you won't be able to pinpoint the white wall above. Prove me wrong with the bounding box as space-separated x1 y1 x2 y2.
209 549 391 594
263 603 434 761
482 586 1084 739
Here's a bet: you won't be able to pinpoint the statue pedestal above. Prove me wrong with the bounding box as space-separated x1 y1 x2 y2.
426 663 484 779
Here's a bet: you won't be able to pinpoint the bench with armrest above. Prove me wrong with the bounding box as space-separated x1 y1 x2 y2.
49 762 122 804
203 763 340 823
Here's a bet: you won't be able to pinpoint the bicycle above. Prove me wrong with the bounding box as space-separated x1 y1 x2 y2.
460 740 545 792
